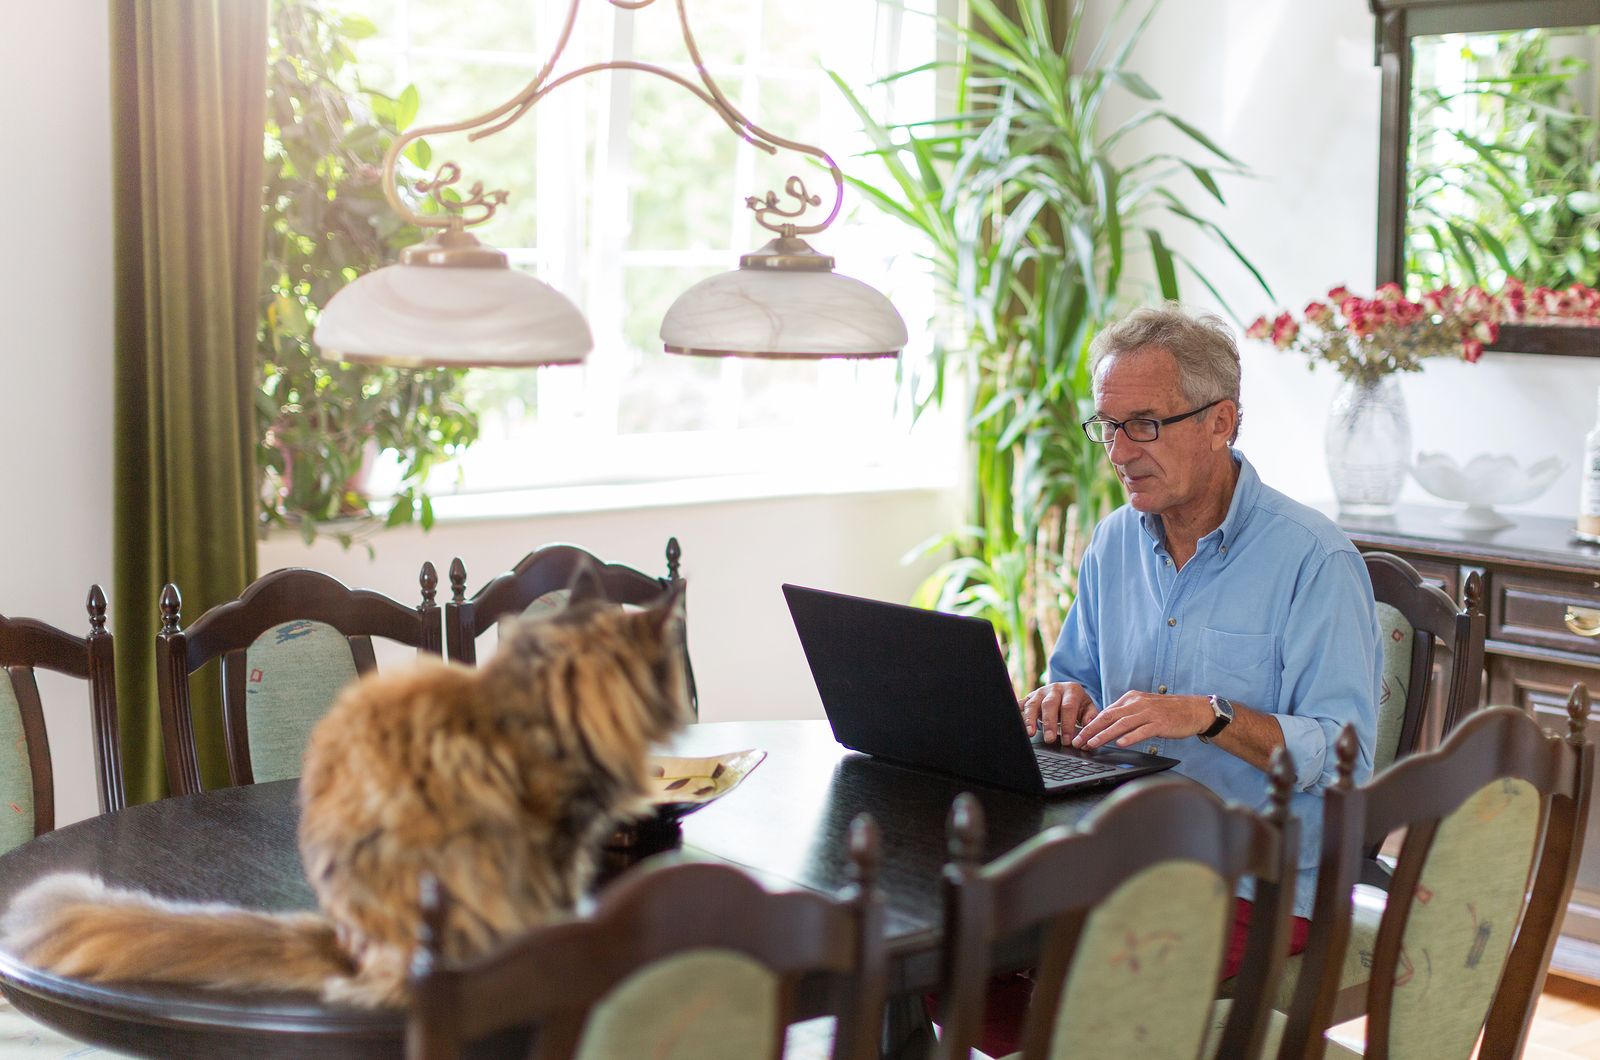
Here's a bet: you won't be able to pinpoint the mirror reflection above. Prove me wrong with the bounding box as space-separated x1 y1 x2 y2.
1405 25 1600 296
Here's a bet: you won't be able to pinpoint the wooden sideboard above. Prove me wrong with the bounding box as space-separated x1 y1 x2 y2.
1337 504 1600 982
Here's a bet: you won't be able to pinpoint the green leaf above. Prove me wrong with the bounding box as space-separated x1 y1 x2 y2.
1147 229 1179 299
395 84 420 132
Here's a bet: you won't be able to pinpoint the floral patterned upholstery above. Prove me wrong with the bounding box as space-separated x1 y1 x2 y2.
1030 860 1233 1059
0 673 33 855
573 949 780 1060
1374 602 1415 775
243 620 359 783
1375 778 1542 1056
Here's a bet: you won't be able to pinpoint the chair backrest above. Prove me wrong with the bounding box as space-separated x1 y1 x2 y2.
156 564 442 795
406 815 885 1060
445 539 697 713
1366 551 1485 774
0 586 124 845
1278 694 1594 1060
935 756 1299 1060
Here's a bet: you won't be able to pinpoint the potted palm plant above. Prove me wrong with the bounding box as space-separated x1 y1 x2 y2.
836 0 1271 689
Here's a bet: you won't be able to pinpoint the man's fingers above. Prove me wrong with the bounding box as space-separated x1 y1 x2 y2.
1081 714 1142 750
1037 686 1066 743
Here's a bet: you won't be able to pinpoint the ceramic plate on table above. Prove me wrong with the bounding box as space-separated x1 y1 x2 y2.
646 749 767 821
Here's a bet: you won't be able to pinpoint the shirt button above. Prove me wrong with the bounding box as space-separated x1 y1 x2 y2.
1145 745 1159 755
1167 617 1177 627
1158 684 1168 694
1164 558 1171 566
1219 544 1228 554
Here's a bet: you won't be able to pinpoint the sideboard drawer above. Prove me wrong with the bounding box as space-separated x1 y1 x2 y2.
1488 569 1600 657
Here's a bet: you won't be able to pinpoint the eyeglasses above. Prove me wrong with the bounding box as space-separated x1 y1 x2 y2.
1081 399 1223 444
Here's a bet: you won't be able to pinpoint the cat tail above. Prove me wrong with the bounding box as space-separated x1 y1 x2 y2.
0 873 352 993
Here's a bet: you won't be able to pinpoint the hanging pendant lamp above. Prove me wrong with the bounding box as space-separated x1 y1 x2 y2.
312 0 904 368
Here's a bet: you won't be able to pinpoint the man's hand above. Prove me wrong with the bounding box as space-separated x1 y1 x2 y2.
1021 682 1098 745
1072 691 1212 750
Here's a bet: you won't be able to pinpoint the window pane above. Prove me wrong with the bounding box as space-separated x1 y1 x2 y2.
407 2 539 54
624 71 741 252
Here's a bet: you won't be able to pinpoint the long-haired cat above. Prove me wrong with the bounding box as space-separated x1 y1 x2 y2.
1 564 691 1006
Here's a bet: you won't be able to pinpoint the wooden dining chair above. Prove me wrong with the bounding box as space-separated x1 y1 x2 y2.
0 586 124 846
1240 553 1493 1030
405 815 885 1060
1275 693 1594 1060
1365 551 1486 774
934 755 1299 1060
445 539 697 714
157 564 442 795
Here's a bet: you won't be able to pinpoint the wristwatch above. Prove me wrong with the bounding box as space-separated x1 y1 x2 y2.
1200 695 1234 742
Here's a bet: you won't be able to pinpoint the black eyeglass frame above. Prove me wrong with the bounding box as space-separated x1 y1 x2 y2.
1081 399 1224 444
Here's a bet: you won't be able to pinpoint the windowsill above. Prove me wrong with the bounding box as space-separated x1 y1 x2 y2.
422 463 959 523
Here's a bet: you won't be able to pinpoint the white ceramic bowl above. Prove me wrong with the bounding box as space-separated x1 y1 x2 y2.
1410 452 1565 530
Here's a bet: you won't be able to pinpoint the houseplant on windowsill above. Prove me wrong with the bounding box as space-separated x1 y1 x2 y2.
259 0 479 549
1248 282 1506 516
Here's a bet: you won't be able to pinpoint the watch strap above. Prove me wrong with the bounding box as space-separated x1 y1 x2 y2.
1200 695 1232 741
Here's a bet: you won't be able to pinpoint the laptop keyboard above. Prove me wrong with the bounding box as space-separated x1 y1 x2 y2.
1034 748 1128 784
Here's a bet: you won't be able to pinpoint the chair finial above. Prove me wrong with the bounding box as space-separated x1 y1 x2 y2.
1463 569 1484 613
419 562 438 608
848 813 882 895
86 585 107 634
158 584 182 634
1567 683 1591 747
448 558 467 604
666 536 682 581
1335 725 1359 788
411 872 446 980
1267 747 1294 822
947 792 986 864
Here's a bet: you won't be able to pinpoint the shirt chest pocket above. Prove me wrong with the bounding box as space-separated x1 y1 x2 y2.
1198 628 1280 710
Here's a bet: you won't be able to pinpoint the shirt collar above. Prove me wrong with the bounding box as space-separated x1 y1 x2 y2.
1138 449 1257 549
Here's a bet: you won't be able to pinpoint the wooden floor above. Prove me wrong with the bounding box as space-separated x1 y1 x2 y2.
1324 975 1600 1058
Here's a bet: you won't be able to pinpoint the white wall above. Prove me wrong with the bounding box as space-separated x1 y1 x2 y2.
1085 0 1600 518
0 8 115 825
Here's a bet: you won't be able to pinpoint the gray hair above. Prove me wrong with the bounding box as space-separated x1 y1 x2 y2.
1090 303 1242 441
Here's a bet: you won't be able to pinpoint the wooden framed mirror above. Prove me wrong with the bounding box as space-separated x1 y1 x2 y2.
1372 0 1600 356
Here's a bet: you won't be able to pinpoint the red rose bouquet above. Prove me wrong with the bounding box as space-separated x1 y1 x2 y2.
1249 280 1600 386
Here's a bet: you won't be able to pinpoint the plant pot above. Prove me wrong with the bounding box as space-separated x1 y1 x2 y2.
1325 375 1410 516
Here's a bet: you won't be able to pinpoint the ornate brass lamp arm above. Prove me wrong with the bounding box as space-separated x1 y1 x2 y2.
378 0 842 237
672 0 843 235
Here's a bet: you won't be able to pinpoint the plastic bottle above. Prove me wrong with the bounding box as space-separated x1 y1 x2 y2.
1579 386 1600 542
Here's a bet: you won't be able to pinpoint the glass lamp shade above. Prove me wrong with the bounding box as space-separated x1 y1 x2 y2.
660 267 907 359
313 263 593 368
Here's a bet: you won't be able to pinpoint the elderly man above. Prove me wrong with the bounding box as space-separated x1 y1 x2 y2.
1000 305 1378 1044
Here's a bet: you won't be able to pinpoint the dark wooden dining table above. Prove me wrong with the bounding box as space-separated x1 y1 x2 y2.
0 720 1114 1058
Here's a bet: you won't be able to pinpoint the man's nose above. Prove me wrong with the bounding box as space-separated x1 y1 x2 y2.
1106 428 1141 463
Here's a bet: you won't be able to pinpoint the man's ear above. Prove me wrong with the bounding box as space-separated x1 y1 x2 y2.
1210 399 1239 449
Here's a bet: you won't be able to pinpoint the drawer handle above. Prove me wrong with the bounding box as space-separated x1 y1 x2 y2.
1565 606 1600 637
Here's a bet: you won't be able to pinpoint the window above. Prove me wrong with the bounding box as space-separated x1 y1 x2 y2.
340 0 955 504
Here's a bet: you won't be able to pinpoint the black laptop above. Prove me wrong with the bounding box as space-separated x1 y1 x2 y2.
783 584 1179 796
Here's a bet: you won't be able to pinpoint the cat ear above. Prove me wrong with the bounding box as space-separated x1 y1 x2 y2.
565 557 609 607
651 580 687 632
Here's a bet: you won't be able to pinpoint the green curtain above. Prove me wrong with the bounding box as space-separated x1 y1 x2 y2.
111 0 266 802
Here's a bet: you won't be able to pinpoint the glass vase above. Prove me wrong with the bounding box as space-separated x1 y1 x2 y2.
1324 375 1410 516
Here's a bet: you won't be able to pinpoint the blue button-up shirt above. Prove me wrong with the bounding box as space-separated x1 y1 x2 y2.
1047 452 1379 916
